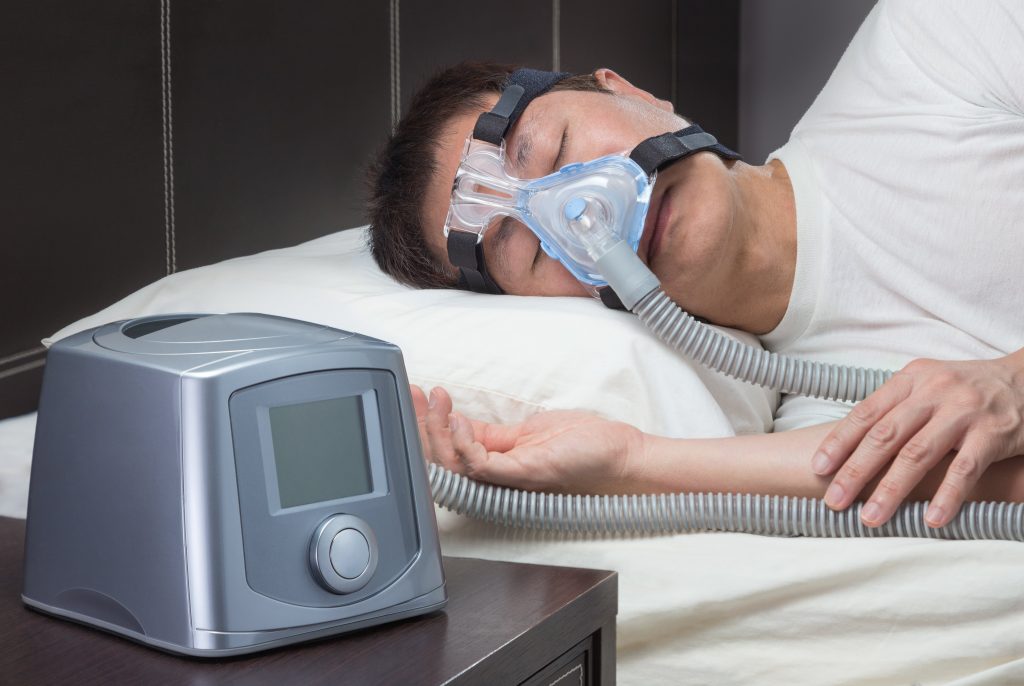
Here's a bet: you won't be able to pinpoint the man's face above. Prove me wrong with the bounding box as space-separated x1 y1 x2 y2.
422 71 738 303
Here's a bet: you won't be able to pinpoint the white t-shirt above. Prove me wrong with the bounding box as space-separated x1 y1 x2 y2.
762 0 1024 431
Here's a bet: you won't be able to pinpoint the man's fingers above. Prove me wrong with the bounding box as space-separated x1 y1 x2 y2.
858 416 965 526
813 372 914 476
823 402 931 511
925 433 993 528
410 385 433 458
410 384 429 418
423 387 458 470
448 412 535 488
447 411 488 473
476 421 524 453
416 386 525 478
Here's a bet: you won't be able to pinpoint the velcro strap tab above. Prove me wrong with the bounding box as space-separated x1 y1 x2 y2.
472 69 571 144
447 229 480 269
598 286 628 311
456 266 489 293
503 69 569 129
447 230 504 294
472 85 526 144
630 124 742 175
678 131 717 150
492 84 525 118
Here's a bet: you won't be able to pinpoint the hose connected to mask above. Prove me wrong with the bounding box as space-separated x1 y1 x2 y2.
569 196 894 403
634 291 893 401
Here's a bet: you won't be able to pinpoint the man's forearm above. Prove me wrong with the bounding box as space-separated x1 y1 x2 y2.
631 422 836 496
631 421 1024 502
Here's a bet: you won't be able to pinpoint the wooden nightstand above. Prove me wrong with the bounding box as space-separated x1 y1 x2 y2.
0 516 617 684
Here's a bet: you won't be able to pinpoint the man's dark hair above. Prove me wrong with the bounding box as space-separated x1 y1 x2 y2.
366 61 608 289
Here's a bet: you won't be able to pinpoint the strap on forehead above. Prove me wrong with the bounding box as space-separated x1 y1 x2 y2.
452 68 571 294
472 68 572 145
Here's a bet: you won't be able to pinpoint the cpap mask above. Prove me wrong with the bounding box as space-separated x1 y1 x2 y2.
445 137 651 288
444 68 742 306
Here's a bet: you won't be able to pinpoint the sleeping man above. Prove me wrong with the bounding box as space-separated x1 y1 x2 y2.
365 0 1024 528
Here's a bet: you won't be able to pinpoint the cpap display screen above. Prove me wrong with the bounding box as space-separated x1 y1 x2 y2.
269 396 373 509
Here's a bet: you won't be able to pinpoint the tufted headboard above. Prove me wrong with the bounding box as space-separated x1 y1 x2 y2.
0 0 740 419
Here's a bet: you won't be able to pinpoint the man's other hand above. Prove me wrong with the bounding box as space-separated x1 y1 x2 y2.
811 349 1024 528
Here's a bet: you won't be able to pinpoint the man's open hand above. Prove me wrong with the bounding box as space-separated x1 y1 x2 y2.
411 385 647 494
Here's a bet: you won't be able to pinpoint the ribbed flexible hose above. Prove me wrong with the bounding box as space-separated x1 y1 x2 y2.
428 464 1024 540
633 289 892 402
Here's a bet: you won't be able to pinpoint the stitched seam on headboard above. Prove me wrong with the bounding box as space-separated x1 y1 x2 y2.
671 0 678 105
552 0 561 71
0 346 47 382
0 359 46 382
0 346 46 368
160 0 178 275
389 0 401 130
0 346 47 369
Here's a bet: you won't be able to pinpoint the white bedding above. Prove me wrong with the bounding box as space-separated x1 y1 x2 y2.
4 412 1023 685
43 227 776 440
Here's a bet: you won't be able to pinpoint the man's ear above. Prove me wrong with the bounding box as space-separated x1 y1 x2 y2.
593 68 675 113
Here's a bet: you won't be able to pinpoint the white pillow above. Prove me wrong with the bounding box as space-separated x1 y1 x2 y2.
47 227 777 437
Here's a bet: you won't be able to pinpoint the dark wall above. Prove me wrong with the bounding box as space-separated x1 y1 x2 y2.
739 0 875 162
1 0 740 419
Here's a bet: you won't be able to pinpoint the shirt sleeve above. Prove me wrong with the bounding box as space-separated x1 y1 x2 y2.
883 0 1024 116
771 395 852 432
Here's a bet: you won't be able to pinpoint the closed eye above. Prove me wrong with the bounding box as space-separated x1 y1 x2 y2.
553 128 569 171
532 128 569 270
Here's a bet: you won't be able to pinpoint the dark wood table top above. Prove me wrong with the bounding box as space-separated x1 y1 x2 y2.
0 516 617 685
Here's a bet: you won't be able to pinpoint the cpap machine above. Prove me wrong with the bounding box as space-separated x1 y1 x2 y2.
23 314 447 656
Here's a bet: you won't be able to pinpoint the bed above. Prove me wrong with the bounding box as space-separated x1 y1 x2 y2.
4 227 1024 685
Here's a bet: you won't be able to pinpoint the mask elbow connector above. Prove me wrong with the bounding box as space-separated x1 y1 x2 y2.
594 242 660 310
563 197 660 310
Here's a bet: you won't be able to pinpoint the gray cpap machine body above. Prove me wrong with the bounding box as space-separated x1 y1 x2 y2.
22 313 447 657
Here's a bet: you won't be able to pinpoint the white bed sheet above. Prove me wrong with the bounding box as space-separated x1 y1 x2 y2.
3 411 1022 685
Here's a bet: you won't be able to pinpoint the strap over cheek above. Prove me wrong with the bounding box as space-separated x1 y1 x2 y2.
447 229 504 294
598 286 628 310
629 123 742 176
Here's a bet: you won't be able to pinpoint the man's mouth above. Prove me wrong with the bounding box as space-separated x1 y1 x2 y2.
642 187 673 265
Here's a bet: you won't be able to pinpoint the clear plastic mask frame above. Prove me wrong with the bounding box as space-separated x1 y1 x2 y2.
444 135 654 286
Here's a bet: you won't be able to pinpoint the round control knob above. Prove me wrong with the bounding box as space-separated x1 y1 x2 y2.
309 514 379 594
330 529 370 579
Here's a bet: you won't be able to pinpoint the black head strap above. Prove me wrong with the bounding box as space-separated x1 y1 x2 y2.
629 123 741 176
451 68 571 294
472 68 571 145
598 286 628 311
447 229 503 294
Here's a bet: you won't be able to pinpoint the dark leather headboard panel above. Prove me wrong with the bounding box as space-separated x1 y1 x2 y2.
1 0 738 419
